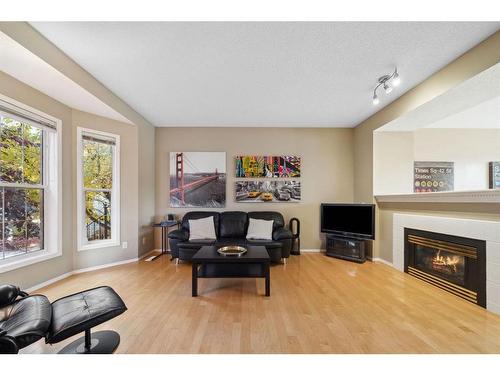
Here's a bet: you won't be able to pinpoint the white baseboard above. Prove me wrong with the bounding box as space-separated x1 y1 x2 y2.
26 249 158 293
72 257 141 275
140 249 159 259
372 257 394 268
25 271 74 293
300 249 324 253
143 249 163 261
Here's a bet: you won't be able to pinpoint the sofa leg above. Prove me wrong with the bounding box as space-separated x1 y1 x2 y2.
282 258 287 265
176 258 179 265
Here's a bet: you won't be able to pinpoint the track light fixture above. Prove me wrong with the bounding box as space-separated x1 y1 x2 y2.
372 67 400 105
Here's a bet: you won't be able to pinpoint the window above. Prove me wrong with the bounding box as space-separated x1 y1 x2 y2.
77 127 120 250
0 95 61 272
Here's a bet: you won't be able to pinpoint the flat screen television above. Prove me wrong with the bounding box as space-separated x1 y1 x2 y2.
320 203 375 240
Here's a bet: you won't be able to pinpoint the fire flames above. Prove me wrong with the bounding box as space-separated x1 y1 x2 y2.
432 251 461 274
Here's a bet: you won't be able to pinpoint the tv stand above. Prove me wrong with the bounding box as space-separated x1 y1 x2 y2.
325 235 367 263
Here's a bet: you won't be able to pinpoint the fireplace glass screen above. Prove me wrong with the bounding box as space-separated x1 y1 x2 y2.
405 228 486 308
414 245 466 286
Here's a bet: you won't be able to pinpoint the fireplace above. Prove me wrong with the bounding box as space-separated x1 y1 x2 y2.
404 228 486 307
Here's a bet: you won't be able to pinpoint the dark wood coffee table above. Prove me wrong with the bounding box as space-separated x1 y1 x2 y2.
191 246 270 297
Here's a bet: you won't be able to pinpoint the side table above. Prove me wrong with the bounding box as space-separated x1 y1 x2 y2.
151 220 179 261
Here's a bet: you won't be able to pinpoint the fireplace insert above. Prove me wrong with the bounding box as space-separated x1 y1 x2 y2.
404 228 486 307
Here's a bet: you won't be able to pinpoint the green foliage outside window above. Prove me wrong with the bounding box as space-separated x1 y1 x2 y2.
0 116 43 258
82 138 113 241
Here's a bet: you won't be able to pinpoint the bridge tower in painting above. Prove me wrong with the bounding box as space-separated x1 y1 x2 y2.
175 152 185 203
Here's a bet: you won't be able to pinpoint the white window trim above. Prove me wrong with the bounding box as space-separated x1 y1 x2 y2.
76 127 120 251
0 93 62 274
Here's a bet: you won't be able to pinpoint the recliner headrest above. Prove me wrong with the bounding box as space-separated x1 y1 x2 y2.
0 285 26 308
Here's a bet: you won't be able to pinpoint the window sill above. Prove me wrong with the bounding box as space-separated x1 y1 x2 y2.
78 240 120 252
0 249 62 274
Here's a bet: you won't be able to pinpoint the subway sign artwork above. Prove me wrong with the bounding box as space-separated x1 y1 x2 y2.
414 161 454 193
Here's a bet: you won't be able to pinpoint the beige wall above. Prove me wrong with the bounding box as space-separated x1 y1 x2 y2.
353 31 500 261
354 31 500 203
0 71 73 288
414 128 500 191
137 123 156 257
374 128 500 195
373 131 414 195
71 110 140 269
0 21 157 260
155 127 354 250
0 72 152 288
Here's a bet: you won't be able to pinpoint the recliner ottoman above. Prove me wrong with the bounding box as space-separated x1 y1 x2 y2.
46 286 127 354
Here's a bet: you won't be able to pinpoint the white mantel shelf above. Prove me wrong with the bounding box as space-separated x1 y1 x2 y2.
375 189 500 204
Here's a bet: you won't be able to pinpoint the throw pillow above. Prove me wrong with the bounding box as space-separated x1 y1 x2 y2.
246 218 274 240
189 216 217 240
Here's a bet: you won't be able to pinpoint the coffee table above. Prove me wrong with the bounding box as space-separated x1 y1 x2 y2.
191 246 270 297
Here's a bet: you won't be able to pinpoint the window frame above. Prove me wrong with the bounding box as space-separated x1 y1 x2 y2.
76 127 120 251
0 93 62 274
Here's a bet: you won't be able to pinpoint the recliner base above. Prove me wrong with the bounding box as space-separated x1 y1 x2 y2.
59 330 120 354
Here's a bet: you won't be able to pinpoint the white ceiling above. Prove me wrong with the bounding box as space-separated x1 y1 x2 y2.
28 22 500 127
378 62 500 132
0 31 131 124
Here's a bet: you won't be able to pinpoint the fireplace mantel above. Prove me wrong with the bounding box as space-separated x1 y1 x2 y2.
375 189 500 204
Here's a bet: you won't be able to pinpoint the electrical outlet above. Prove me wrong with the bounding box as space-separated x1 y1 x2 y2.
122 241 128 249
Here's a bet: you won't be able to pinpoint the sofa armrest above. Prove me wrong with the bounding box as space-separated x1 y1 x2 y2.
273 227 293 241
168 229 189 241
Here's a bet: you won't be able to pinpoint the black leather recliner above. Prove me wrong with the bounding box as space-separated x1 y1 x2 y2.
0 284 126 354
168 211 293 263
0 284 52 353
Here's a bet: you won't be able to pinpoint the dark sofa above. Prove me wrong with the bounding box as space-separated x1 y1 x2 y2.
168 211 293 263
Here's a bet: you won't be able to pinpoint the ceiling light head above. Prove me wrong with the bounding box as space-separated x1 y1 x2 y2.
371 67 400 105
392 70 401 86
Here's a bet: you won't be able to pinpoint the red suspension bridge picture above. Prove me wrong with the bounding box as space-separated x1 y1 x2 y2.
169 152 226 207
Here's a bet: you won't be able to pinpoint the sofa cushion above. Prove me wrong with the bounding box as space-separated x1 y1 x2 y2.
246 218 274 240
180 239 216 247
214 238 247 247
181 212 220 236
219 211 248 238
188 216 217 240
248 211 284 229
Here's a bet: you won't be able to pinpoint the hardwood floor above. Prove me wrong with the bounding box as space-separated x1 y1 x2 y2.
21 253 500 354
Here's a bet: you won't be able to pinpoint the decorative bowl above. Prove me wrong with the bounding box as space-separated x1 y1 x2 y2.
217 245 248 257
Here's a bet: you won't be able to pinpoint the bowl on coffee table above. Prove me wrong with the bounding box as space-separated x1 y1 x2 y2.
217 245 247 257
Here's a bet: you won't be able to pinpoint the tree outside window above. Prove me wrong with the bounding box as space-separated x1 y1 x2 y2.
0 116 44 259
80 131 118 246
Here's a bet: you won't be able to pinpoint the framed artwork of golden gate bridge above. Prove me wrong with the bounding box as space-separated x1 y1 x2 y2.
235 155 301 178
169 152 226 208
